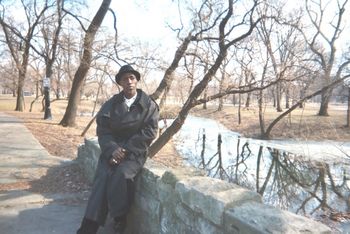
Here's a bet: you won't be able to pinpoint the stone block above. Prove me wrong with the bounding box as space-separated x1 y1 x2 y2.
158 181 179 204
160 210 198 234
195 215 223 234
77 138 101 183
224 202 331 234
176 176 260 226
138 159 168 197
128 205 160 234
175 204 197 227
161 166 205 187
134 192 160 221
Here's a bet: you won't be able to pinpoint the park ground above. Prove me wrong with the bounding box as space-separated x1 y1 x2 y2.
0 95 349 193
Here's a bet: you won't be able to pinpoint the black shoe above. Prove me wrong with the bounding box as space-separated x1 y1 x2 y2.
113 216 127 234
77 218 99 234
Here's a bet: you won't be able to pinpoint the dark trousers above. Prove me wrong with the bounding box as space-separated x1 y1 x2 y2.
77 178 135 234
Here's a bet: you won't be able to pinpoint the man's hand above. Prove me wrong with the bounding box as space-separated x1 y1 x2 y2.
109 147 127 165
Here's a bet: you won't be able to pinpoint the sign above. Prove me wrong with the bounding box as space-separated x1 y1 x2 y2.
43 77 50 88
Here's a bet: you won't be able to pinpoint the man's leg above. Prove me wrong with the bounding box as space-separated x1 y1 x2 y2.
77 218 99 234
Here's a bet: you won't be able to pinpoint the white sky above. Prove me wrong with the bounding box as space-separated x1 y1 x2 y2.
88 0 179 46
87 0 349 51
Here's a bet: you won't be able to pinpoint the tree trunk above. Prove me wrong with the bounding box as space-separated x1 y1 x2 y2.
59 0 111 127
245 93 251 108
258 89 265 137
276 82 282 112
159 87 167 109
15 71 25 111
149 47 228 157
150 34 192 102
36 80 39 98
238 91 241 124
285 88 290 109
44 59 54 119
318 87 333 116
217 68 225 111
347 87 350 127
203 87 208 109
299 89 305 108
232 94 236 106
92 81 101 117
60 64 90 126
56 79 61 100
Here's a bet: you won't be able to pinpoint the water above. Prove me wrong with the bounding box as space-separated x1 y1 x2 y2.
173 116 350 233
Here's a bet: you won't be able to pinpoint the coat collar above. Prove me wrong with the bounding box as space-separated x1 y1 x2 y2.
113 89 149 110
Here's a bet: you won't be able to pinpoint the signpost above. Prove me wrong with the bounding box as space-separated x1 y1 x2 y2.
43 77 52 120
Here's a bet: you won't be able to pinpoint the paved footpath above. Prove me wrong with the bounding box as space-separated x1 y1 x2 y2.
0 112 87 233
0 112 117 234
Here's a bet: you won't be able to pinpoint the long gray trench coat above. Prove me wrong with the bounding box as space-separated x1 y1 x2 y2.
84 89 159 225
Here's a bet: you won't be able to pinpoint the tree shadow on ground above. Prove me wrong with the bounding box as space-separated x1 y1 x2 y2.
0 161 95 234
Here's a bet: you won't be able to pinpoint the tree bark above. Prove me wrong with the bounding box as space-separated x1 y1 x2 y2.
202 87 208 110
15 71 26 111
285 88 290 109
258 59 270 138
276 82 282 112
258 89 265 137
60 0 111 127
318 86 333 116
245 92 251 108
238 90 242 125
217 66 226 111
150 34 193 102
347 87 350 127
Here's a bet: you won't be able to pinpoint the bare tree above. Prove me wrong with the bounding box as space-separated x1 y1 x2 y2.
33 0 65 119
59 0 111 127
262 72 350 139
257 9 303 113
149 0 264 157
0 0 51 111
150 0 219 108
0 59 18 96
301 0 350 116
58 27 82 97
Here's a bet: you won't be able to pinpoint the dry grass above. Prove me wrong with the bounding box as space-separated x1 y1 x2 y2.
191 102 350 141
0 95 183 167
2 95 349 164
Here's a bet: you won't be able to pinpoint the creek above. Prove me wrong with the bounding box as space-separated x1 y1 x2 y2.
172 116 350 233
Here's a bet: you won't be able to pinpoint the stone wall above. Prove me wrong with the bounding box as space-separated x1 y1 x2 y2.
77 138 331 234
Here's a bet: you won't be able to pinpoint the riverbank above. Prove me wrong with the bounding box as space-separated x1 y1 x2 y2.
191 102 350 142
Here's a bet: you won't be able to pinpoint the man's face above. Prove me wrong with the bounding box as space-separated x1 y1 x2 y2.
119 72 138 97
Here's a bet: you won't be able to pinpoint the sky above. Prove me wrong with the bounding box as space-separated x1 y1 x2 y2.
86 0 349 51
88 0 179 46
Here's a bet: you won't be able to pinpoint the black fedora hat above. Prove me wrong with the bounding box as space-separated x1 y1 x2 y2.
115 65 140 84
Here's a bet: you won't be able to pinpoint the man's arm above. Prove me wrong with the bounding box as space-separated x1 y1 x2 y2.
96 101 121 160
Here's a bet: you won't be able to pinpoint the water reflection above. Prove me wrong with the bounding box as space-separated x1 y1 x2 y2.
179 127 350 232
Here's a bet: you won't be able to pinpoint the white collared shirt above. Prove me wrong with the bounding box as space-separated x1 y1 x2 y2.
124 93 137 108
